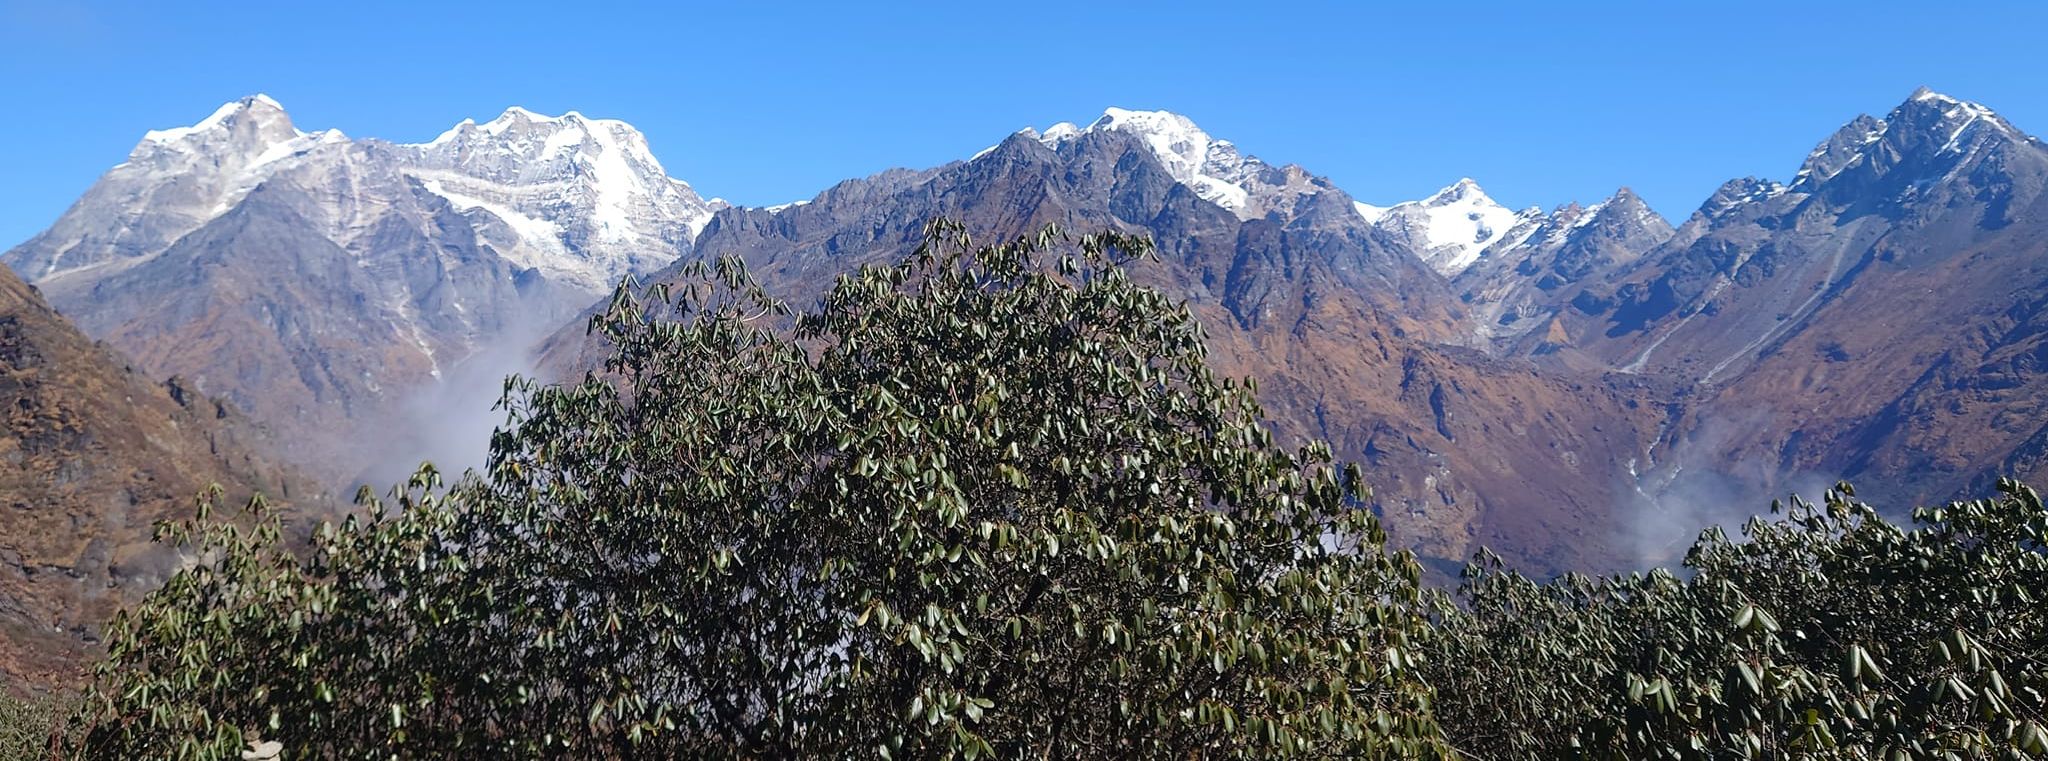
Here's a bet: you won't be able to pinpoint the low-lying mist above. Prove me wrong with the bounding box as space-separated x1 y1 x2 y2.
349 325 554 496
1614 409 1837 568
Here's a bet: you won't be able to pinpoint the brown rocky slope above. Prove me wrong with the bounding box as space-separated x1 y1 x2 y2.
0 264 313 692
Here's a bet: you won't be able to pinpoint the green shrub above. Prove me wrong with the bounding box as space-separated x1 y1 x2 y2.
1429 481 2048 759
70 220 1446 759
2 689 68 759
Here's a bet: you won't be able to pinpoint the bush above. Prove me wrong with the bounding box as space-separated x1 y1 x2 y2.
2 689 68 759
1429 481 2048 759
69 220 1447 759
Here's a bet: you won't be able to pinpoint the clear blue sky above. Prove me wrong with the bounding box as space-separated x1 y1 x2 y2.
3 0 2045 248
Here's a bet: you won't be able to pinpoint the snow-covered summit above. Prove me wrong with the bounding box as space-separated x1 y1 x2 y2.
12 95 724 296
1359 179 1533 276
410 106 712 211
127 94 345 166
18 95 351 280
420 107 658 168
141 94 294 144
1025 107 1268 217
402 105 726 292
1352 202 1391 225
1889 88 2025 157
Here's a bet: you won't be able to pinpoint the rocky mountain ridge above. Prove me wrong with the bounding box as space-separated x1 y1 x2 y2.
1536 88 2048 513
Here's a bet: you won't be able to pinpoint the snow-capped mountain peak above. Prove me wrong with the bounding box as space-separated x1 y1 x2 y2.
1082 107 1223 157
125 94 342 174
987 107 1357 223
1038 121 1081 143
1029 107 1263 216
17 95 349 280
14 95 724 297
138 99 249 143
1896 87 2020 155
414 106 668 187
1424 177 1489 205
138 93 297 146
1909 85 1991 110
1360 178 1524 276
404 106 725 293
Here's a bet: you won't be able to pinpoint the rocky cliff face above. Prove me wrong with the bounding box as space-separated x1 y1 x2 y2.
1 96 722 481
0 264 310 690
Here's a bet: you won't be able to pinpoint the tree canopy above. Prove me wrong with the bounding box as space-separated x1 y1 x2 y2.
68 220 1447 759
1428 481 2048 759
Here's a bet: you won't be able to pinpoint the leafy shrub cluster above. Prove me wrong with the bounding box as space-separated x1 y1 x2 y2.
48 221 2048 759
1 690 68 758
1430 482 2048 759
67 221 1445 759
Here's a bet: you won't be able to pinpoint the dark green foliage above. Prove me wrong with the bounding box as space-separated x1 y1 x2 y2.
1430 480 2048 759
69 220 1447 759
1 689 68 758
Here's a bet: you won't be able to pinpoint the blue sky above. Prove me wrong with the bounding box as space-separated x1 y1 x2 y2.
2 0 2044 248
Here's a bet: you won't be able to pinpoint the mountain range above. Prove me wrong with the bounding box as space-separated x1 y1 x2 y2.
2 96 722 478
6 86 2047 595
